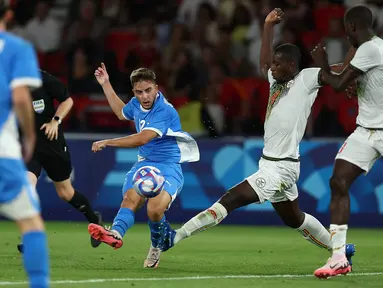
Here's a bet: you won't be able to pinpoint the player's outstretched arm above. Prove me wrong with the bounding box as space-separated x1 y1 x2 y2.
13 86 36 162
260 8 284 79
92 130 158 152
95 63 126 120
311 44 361 92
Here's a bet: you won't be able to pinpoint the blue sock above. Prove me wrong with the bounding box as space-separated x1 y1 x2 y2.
148 215 166 248
112 208 135 238
22 231 49 288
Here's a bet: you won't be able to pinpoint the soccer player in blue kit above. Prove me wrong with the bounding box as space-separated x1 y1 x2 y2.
88 63 200 268
0 2 49 287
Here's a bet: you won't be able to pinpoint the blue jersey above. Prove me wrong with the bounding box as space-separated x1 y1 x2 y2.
122 92 200 163
0 31 41 202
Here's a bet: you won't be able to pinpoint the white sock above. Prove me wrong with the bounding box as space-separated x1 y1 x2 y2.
330 224 348 256
174 202 228 244
297 213 332 252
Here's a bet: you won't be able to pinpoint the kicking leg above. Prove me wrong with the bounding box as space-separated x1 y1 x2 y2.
88 189 145 249
162 180 259 251
143 190 173 268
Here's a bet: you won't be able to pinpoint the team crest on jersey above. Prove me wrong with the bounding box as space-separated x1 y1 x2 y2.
32 99 45 114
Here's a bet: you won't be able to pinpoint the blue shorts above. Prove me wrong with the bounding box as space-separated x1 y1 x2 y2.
122 161 184 199
0 158 40 220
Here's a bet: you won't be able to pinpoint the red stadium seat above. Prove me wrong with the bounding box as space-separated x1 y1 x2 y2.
313 5 346 37
300 31 321 50
104 30 140 71
255 79 270 122
42 51 67 77
318 85 344 111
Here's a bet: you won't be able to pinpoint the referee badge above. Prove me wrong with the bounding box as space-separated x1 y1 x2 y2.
32 99 45 114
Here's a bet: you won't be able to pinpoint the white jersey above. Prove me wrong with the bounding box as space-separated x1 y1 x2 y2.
350 36 383 129
263 68 321 159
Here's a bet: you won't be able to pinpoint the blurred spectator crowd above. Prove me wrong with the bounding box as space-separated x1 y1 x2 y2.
7 0 383 137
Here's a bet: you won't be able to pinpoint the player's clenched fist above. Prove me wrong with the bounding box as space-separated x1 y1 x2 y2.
310 43 329 70
92 140 108 152
265 8 284 25
94 62 110 86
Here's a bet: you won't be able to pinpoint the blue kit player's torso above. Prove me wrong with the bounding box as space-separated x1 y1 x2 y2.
0 31 42 204
121 92 199 201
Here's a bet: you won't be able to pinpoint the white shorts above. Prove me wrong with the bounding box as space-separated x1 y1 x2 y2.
0 184 40 221
246 157 300 203
336 126 383 173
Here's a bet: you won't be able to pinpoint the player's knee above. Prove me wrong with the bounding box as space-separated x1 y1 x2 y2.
16 215 45 233
280 212 304 229
56 186 74 201
330 175 349 196
146 203 166 221
121 190 144 211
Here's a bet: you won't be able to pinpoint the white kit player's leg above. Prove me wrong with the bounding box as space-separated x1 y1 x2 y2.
174 202 228 244
296 213 332 251
270 186 333 252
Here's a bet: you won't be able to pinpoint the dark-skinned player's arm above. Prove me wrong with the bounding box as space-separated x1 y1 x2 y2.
260 8 284 79
330 46 357 74
312 44 362 92
94 62 127 120
91 130 158 152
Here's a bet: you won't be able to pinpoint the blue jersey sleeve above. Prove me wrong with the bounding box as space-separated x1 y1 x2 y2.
143 109 171 137
10 42 41 89
122 99 134 120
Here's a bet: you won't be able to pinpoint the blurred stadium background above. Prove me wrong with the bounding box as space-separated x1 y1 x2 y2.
1 0 383 287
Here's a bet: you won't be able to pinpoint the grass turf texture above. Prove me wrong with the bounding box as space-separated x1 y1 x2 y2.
0 222 382 287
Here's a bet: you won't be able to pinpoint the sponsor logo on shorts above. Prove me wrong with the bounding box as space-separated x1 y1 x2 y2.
255 177 266 188
32 99 45 114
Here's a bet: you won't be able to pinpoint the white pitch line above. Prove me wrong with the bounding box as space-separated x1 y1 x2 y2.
0 272 382 286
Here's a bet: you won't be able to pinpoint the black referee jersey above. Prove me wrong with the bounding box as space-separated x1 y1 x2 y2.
32 70 69 144
27 70 73 182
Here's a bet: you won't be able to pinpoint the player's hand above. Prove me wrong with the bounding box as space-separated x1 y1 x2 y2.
92 140 108 152
94 62 109 86
40 120 59 141
22 135 36 163
310 43 329 70
265 8 284 26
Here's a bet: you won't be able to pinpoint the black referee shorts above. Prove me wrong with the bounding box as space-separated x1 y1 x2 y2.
27 139 72 182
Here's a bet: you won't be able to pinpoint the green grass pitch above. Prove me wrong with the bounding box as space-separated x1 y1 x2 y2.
0 222 382 287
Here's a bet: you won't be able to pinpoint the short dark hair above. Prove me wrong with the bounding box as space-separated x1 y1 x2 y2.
0 0 9 19
344 5 373 28
274 43 301 65
130 68 156 87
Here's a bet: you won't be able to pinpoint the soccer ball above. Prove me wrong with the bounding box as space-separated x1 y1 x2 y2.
132 166 165 198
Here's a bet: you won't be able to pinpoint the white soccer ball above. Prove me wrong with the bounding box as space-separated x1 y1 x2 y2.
132 166 165 198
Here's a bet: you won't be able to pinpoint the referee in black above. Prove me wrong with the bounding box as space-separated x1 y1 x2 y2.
18 70 102 252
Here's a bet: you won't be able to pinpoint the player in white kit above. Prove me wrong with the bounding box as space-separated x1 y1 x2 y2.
160 9 355 267
311 5 382 278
